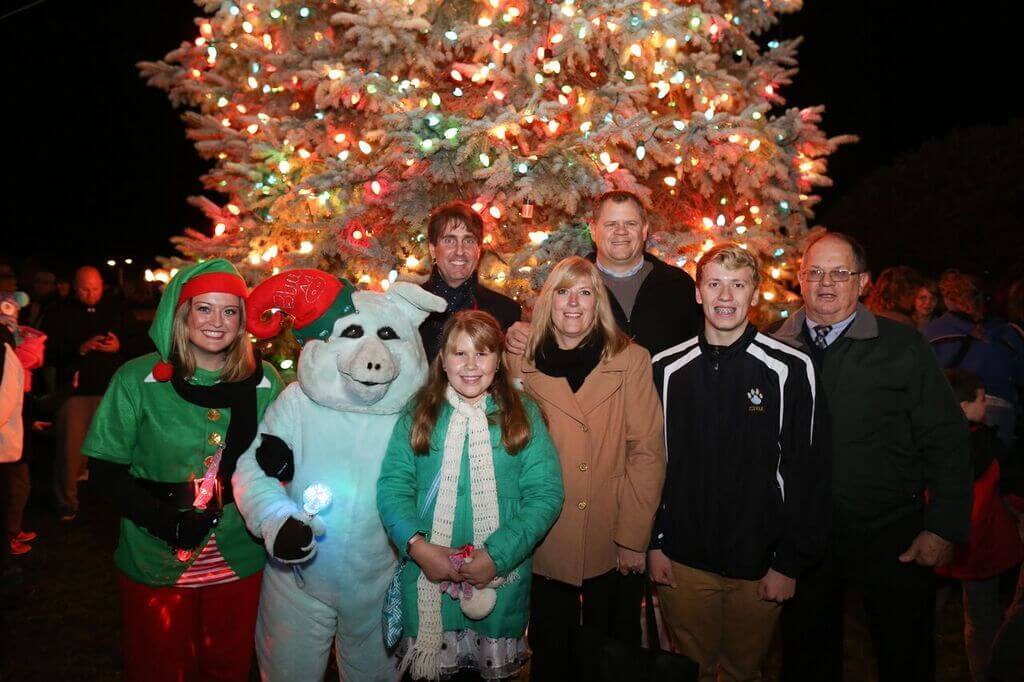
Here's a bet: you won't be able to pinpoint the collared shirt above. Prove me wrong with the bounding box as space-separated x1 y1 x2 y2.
805 311 856 348
595 257 646 279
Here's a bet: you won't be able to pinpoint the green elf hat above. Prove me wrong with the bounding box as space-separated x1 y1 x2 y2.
245 269 357 345
149 259 249 382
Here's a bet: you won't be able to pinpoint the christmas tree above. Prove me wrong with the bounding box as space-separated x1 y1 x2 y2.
140 0 852 314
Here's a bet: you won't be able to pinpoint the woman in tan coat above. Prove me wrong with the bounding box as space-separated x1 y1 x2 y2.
506 256 665 681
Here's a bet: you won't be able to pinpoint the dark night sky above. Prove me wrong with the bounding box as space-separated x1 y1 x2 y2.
3 1 1022 278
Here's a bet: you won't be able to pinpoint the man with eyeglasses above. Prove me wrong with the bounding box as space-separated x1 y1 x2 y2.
773 232 971 682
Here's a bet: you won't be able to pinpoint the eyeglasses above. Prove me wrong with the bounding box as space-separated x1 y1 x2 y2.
800 268 862 283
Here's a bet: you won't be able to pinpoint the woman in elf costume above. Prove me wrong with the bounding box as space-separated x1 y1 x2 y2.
377 310 564 681
82 259 283 682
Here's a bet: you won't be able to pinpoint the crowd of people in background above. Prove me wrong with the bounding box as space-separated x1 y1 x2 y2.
1 192 1023 681
0 264 158 565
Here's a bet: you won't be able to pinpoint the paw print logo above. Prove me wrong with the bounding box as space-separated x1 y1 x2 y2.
747 388 763 406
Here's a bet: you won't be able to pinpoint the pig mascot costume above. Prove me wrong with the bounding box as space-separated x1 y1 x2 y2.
232 269 446 681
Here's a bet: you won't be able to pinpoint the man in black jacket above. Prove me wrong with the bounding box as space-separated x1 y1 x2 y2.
44 266 141 520
418 202 521 361
649 243 829 680
506 190 701 358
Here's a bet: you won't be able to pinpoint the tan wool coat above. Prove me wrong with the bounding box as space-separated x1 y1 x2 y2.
507 343 666 586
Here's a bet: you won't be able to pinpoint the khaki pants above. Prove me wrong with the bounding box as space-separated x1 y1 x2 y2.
657 560 780 682
54 395 101 514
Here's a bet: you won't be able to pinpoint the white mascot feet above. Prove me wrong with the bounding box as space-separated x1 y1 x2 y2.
232 270 445 681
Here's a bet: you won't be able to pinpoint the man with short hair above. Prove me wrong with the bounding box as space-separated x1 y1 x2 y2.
507 190 700 358
773 232 972 682
45 266 140 520
418 202 520 360
650 243 828 681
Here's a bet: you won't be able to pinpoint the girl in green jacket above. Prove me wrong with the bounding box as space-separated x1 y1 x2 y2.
378 310 564 680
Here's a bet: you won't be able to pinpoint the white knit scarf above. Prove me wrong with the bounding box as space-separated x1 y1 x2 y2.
403 386 501 680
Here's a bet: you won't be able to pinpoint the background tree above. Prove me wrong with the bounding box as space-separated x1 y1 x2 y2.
140 0 852 315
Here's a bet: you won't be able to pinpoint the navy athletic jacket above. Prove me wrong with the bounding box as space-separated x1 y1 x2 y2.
651 324 830 580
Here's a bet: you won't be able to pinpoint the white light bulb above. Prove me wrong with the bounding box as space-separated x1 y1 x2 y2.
303 483 332 516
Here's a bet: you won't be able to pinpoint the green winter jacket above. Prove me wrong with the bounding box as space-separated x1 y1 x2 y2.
82 259 283 585
773 304 971 542
83 355 282 585
377 395 564 639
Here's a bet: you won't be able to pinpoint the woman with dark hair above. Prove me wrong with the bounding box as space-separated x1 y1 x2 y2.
82 260 283 682
506 256 666 681
865 265 925 328
378 310 563 680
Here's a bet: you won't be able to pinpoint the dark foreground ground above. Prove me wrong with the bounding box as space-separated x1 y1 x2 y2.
0 455 985 681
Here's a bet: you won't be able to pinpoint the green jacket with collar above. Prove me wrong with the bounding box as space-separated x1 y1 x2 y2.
377 394 564 639
773 304 971 542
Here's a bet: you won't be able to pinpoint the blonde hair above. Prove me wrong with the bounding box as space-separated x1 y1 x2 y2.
525 256 630 363
411 311 531 455
171 297 256 382
696 243 762 288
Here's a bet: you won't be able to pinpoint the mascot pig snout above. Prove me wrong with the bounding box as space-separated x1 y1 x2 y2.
339 336 398 400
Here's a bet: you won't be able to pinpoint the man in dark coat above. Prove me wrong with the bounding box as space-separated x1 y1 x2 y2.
773 232 971 682
44 266 142 520
506 190 701 359
418 202 521 361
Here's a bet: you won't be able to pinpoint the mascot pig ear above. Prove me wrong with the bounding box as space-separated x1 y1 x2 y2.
385 282 447 327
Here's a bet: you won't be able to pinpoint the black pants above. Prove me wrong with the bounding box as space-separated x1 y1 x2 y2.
781 512 936 682
528 569 644 682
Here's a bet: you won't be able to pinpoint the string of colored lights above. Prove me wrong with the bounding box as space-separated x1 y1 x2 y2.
139 0 853 320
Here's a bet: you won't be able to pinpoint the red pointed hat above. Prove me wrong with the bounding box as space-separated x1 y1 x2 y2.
149 259 248 382
246 269 357 344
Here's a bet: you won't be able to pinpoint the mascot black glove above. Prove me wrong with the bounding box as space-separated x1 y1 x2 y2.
256 434 294 482
273 517 315 561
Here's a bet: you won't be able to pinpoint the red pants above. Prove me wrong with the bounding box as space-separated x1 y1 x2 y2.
119 571 261 682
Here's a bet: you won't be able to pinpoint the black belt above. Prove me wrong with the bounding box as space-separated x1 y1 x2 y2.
135 477 234 509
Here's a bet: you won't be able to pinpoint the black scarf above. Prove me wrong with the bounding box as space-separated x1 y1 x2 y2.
170 359 264 500
535 334 604 393
420 268 478 358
